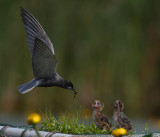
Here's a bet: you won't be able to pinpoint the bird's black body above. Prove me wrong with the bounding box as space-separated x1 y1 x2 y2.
36 74 62 87
18 7 77 97
37 75 73 89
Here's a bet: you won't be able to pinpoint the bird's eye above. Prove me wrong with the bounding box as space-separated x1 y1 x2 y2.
97 102 100 105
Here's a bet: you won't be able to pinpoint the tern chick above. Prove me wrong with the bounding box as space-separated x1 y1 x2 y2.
113 100 132 132
92 100 112 130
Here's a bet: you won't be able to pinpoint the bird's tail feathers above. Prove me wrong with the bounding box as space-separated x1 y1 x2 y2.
18 79 38 94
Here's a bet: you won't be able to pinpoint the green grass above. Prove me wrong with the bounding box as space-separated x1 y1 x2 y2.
39 110 153 136
39 110 111 134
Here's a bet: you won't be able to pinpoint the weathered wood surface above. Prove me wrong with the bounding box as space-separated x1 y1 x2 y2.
0 126 159 137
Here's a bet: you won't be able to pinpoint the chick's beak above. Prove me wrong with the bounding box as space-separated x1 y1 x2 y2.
92 104 98 108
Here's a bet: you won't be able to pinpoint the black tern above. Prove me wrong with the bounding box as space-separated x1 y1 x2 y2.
18 7 77 97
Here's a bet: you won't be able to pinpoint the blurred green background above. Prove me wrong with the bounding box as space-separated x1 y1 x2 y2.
0 0 160 125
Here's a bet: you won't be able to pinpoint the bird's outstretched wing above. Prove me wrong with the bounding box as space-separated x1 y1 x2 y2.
20 7 57 79
33 38 57 79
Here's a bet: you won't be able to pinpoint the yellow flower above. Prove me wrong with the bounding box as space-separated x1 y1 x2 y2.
112 128 127 137
27 113 41 125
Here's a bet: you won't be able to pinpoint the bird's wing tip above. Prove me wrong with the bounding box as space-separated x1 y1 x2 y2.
20 6 24 11
20 7 28 15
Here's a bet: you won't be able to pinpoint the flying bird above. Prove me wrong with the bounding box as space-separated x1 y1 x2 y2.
18 7 77 97
92 100 112 130
113 100 132 132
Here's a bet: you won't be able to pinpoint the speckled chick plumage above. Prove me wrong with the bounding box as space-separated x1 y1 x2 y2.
92 100 112 130
113 100 132 132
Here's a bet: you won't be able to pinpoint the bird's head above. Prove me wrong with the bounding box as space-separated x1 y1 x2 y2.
92 100 104 112
64 80 77 98
114 100 124 111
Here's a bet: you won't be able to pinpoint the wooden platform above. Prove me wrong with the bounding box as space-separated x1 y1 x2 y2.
0 126 159 137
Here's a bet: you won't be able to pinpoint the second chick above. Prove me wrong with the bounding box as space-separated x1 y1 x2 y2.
113 100 132 132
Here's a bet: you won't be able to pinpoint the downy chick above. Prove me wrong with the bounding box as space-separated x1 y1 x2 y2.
113 100 132 132
92 100 112 130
